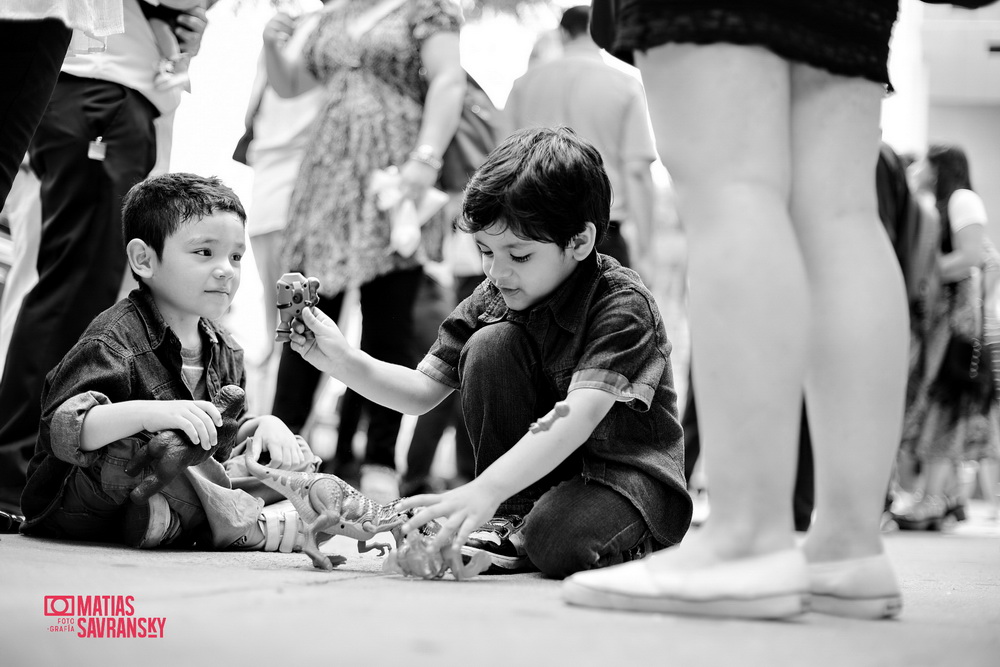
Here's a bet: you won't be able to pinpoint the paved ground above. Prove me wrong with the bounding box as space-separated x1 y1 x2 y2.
1 501 998 667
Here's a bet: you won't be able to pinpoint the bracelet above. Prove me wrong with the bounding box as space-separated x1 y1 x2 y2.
408 144 443 171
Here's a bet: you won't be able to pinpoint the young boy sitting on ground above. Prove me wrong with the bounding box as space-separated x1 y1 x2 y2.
289 128 692 577
20 173 317 552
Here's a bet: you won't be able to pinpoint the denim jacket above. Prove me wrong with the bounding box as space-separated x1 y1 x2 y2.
20 287 247 530
418 252 692 546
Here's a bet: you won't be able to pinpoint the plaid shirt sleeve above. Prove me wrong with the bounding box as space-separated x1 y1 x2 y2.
569 287 667 412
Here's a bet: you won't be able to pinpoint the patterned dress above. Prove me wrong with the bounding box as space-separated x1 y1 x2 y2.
281 0 462 296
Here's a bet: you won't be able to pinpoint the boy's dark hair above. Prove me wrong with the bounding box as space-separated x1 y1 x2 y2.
559 5 591 39
122 172 246 280
460 127 611 248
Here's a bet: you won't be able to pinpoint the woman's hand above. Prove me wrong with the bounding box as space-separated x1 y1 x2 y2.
399 158 440 203
262 12 297 49
176 5 209 57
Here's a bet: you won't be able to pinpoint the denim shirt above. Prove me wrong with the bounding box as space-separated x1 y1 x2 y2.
20 287 247 529
418 252 692 546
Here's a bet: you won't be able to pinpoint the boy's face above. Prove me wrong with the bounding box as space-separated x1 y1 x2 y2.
474 223 579 311
145 211 245 325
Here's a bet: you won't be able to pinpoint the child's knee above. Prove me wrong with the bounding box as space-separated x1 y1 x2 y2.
522 512 601 579
460 322 534 374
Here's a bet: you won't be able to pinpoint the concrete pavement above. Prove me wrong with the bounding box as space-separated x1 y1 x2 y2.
1 501 998 667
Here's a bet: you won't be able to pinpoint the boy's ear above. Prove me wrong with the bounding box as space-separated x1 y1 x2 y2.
126 239 156 279
569 221 598 260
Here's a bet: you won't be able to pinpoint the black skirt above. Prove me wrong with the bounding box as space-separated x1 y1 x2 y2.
604 0 898 87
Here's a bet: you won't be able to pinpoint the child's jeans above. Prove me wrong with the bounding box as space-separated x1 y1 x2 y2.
458 320 653 578
40 437 317 549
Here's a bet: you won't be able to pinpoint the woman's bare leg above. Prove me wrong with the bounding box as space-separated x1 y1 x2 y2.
787 65 908 562
637 43 806 565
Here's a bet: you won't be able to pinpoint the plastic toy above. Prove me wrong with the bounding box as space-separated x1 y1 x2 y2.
275 272 321 342
528 402 571 434
125 385 245 504
384 531 491 581
245 452 418 570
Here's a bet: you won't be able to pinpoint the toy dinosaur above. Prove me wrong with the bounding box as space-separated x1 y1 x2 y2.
275 272 321 343
384 531 491 581
244 451 413 570
125 384 245 504
529 401 571 434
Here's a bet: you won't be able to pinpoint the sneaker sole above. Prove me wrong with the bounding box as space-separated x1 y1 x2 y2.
460 546 530 573
562 580 808 620
810 593 902 620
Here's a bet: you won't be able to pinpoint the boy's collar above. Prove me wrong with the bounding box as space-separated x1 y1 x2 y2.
130 286 220 348
545 250 602 333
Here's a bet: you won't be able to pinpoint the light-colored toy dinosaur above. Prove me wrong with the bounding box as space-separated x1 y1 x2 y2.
244 451 410 570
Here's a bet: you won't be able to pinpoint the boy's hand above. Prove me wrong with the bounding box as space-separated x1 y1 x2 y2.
252 416 304 469
289 307 350 373
140 400 223 450
398 480 504 552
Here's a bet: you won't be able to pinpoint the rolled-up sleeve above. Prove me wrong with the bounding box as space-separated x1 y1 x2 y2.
49 391 113 466
39 338 133 466
417 284 486 389
569 288 667 412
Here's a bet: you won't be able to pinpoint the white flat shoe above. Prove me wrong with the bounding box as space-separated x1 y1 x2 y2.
562 549 809 620
808 553 902 619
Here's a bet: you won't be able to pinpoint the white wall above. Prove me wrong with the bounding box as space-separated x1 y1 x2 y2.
929 103 1000 245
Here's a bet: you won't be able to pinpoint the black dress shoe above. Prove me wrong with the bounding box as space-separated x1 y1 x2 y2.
0 510 24 534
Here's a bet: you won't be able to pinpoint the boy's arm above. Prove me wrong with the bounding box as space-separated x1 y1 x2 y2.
400 387 616 548
81 399 223 452
290 306 454 414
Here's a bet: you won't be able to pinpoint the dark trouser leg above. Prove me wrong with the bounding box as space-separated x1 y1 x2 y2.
596 221 631 268
357 267 423 469
459 321 571 515
793 404 815 531
0 19 71 206
681 366 699 484
403 393 455 491
522 476 651 579
0 76 156 512
271 291 345 432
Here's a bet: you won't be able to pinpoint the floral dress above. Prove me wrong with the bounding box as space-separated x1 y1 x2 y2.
281 0 462 296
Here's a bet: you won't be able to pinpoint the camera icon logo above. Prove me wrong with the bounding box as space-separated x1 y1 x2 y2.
43 596 75 616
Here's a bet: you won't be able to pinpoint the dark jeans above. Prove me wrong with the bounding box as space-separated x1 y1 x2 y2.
0 75 157 513
272 266 423 470
460 320 651 578
0 19 72 206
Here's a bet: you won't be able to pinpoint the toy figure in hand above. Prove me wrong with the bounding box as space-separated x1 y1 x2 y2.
275 272 321 343
125 384 245 504
384 530 491 581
